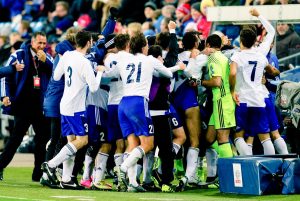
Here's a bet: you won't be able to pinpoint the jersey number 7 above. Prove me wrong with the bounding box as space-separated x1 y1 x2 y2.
248 61 257 82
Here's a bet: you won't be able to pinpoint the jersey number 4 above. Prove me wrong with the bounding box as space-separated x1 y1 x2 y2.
126 62 141 84
248 61 257 82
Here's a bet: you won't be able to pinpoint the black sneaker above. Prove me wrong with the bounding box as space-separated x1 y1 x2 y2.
60 179 84 190
40 176 59 188
41 162 57 183
151 169 162 187
142 181 161 192
0 169 3 181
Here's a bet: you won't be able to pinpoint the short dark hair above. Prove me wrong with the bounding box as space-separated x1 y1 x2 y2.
182 31 198 50
206 34 222 49
114 34 130 50
130 32 147 55
148 45 162 58
155 32 170 50
32 31 46 39
75 30 92 48
240 29 257 48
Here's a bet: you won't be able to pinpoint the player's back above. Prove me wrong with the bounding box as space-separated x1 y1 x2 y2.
104 52 124 105
118 53 157 99
59 50 92 115
231 49 268 107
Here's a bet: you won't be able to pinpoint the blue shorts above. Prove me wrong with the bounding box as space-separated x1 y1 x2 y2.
118 96 154 138
86 105 108 143
61 111 88 137
265 97 280 132
173 83 199 112
169 104 183 129
235 103 270 136
108 105 123 141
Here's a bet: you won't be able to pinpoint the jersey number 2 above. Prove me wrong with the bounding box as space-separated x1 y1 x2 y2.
126 62 141 84
248 61 257 82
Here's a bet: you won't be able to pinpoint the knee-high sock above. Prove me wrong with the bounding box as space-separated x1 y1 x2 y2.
261 138 275 155
128 163 138 186
94 152 109 183
234 137 251 156
62 155 75 182
114 153 123 167
185 147 199 181
82 154 94 180
120 146 145 172
48 143 77 168
218 143 233 158
143 151 154 184
274 137 288 154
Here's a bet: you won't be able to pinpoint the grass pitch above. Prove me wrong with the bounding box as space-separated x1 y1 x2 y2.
0 167 300 201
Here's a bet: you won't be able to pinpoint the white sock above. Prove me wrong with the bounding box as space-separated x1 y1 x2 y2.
82 155 94 180
120 146 145 172
42 172 48 179
114 153 123 167
261 138 275 155
48 143 77 168
143 151 154 184
274 137 289 154
247 144 253 155
206 148 218 177
185 147 199 181
123 152 129 162
94 152 109 183
62 155 75 182
128 163 138 187
173 143 181 155
234 137 251 156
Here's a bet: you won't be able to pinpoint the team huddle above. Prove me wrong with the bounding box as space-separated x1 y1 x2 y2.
0 8 287 193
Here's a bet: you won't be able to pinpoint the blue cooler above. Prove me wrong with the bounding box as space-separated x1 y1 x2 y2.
218 157 283 195
282 158 300 194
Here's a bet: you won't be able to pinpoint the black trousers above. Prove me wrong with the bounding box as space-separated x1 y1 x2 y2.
153 115 174 185
0 110 50 179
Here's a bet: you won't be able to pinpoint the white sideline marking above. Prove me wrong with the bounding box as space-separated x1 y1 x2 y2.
139 198 183 201
52 196 95 200
0 183 27 187
0 195 53 201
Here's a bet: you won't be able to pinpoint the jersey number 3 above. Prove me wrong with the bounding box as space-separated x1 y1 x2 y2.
67 66 72 87
126 62 141 84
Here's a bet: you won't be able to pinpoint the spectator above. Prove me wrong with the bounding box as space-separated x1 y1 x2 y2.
18 20 31 40
144 1 158 22
175 3 194 37
127 22 143 37
46 1 73 42
276 23 300 59
154 4 176 33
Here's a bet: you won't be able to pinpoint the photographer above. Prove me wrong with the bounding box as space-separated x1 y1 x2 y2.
0 32 53 182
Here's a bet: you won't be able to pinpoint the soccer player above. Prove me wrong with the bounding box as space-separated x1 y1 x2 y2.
230 28 275 156
41 30 105 189
116 33 184 192
173 31 207 190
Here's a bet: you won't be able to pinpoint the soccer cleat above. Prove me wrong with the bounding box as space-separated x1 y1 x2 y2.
127 184 147 192
174 159 185 179
0 169 3 181
175 176 188 192
93 180 113 191
60 179 84 190
41 162 57 183
117 168 128 191
40 176 59 189
161 184 175 193
80 178 92 189
141 181 161 192
151 169 162 187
